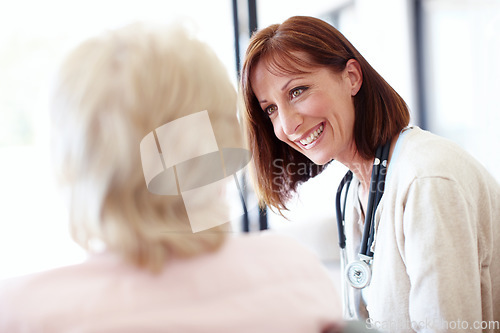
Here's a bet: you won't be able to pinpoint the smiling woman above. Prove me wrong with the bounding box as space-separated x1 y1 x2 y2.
240 15 500 332
241 16 409 211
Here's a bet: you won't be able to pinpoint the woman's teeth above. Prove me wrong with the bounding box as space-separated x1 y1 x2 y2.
300 124 324 146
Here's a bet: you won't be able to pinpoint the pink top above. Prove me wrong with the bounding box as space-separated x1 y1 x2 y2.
0 233 342 332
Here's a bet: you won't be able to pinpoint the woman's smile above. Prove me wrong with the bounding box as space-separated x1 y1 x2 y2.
297 122 325 149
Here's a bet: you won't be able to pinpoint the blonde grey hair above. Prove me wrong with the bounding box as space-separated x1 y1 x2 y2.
50 22 243 272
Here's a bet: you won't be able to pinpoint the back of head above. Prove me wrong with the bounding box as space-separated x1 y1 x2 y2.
50 22 242 272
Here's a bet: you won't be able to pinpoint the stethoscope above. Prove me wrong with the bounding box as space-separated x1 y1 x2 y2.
335 141 391 316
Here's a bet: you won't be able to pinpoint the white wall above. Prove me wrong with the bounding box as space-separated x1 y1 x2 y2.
423 0 500 181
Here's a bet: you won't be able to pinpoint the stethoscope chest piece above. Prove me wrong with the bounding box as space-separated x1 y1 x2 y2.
346 260 372 289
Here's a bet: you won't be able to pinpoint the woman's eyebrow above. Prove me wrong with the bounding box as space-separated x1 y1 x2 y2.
257 77 305 104
281 77 303 91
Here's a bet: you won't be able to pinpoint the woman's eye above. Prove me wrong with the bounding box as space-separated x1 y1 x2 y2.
290 87 306 99
265 105 277 116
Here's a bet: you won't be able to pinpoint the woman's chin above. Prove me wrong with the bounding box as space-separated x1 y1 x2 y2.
308 154 333 166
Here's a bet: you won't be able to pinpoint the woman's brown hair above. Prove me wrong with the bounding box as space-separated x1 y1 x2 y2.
240 16 410 213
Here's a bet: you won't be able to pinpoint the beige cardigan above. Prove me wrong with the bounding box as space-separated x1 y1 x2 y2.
345 127 500 332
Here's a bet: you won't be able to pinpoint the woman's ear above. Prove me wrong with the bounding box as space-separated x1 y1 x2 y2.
345 59 362 96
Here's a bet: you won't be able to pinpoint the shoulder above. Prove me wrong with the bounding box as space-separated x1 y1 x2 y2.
0 236 342 331
384 128 500 232
390 127 498 191
0 260 92 330
396 127 471 172
189 233 340 311
0 253 116 294
219 232 332 276
227 232 319 257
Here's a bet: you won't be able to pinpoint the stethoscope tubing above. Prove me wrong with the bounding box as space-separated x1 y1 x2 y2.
336 141 391 259
340 247 356 319
336 141 391 318
336 170 353 250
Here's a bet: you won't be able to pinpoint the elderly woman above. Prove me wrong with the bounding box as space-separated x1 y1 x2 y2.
241 15 500 332
0 22 343 332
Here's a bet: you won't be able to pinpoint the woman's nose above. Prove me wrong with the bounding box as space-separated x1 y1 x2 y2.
278 106 302 136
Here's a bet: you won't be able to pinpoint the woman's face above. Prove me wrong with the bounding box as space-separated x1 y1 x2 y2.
250 57 362 165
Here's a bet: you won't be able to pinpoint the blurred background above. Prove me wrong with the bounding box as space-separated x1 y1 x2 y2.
0 0 499 279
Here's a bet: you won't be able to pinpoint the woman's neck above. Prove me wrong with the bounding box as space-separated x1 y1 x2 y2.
345 155 373 211
341 134 400 212
339 144 373 194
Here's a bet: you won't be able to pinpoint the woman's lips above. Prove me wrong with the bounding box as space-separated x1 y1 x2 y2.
297 122 325 149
